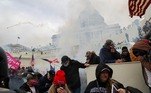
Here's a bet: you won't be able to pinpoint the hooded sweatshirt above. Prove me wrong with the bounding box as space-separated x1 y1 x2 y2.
84 63 113 93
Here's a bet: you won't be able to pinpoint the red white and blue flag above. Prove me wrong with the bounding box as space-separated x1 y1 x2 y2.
129 0 151 17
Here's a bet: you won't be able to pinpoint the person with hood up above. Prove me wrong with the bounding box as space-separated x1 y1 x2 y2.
60 55 89 93
48 70 71 93
84 63 127 93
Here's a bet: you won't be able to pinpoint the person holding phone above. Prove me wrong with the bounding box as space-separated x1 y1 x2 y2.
48 70 71 93
99 39 122 64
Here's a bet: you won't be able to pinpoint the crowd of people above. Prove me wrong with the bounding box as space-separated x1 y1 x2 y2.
0 34 151 93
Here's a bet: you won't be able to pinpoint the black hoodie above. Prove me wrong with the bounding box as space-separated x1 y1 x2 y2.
85 63 124 93
84 63 113 93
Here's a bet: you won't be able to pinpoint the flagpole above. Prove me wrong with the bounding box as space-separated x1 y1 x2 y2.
149 17 151 22
31 48 35 69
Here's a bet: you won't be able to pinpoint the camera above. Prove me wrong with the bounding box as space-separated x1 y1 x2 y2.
132 49 148 57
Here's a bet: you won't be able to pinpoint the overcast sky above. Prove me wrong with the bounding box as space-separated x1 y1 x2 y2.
0 0 139 48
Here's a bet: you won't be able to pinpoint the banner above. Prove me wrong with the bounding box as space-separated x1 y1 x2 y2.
5 52 21 70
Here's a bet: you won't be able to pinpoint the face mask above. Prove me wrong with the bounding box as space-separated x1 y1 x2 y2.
63 61 69 67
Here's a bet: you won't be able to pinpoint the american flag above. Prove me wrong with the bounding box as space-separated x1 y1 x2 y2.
52 58 59 63
31 54 35 67
128 0 151 17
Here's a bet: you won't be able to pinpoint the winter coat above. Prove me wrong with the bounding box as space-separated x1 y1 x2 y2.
37 75 53 93
99 46 121 63
120 53 131 62
20 82 39 93
0 47 8 78
60 60 86 90
89 54 100 64
84 63 124 93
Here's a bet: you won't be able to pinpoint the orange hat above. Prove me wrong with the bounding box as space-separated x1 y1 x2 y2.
53 70 66 85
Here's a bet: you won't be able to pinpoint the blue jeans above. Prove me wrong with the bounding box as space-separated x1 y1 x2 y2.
71 87 81 93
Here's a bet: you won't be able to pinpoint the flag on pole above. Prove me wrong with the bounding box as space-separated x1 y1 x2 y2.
128 0 151 17
42 58 52 63
42 58 59 64
52 58 59 63
5 52 21 70
31 54 35 67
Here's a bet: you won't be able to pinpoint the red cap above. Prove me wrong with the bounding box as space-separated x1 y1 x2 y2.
53 70 66 85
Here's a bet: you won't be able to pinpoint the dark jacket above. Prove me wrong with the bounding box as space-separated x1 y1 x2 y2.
0 47 9 89
121 53 131 62
99 46 121 63
0 47 8 78
20 82 39 93
89 54 100 64
60 60 86 90
84 63 124 93
37 74 53 93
